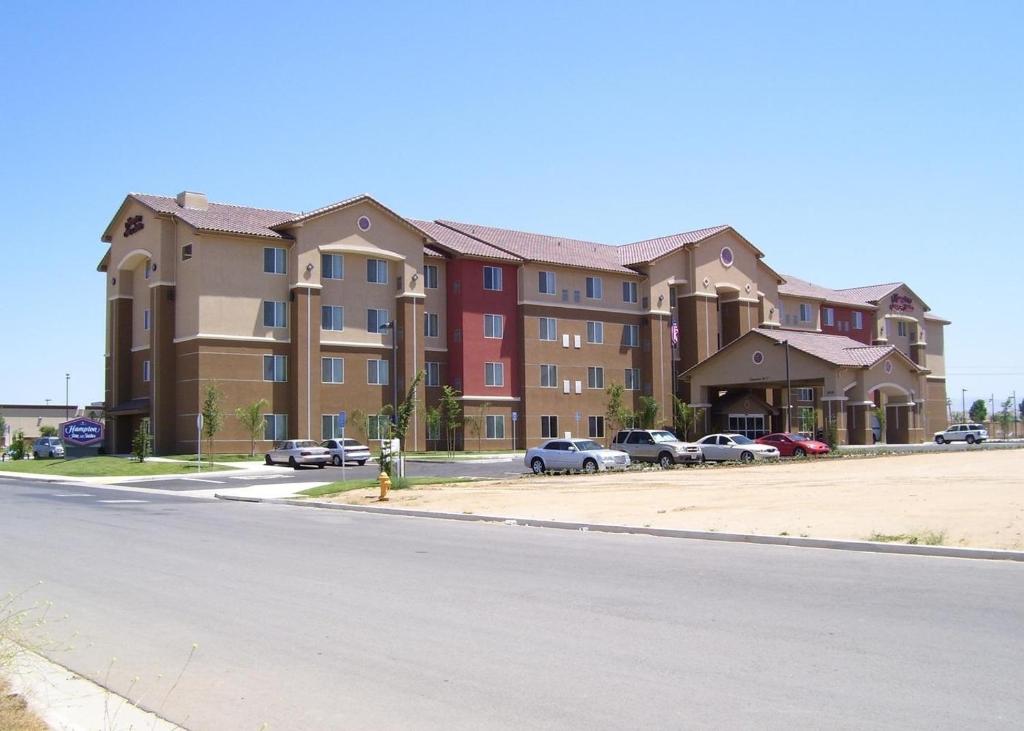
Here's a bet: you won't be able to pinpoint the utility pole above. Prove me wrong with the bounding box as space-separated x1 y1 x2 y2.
961 388 967 423
1014 390 1018 438
65 373 70 421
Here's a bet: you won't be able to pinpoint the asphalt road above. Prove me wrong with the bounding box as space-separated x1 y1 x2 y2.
1 475 1022 729
110 456 529 490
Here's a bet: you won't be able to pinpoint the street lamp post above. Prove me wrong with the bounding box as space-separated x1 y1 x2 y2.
961 388 967 422
65 373 70 421
378 322 398 421
774 340 791 433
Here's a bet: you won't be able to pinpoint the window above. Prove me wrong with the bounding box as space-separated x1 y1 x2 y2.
485 362 504 387
264 247 286 274
321 414 341 440
586 276 603 300
794 387 814 402
367 414 389 440
823 307 834 326
368 308 390 334
142 360 151 382
623 324 639 347
541 415 558 439
622 281 638 303
897 321 908 337
539 364 557 388
263 301 287 328
484 314 504 339
799 303 812 322
587 366 604 389
181 243 193 261
483 266 503 291
367 359 390 386
424 312 439 338
427 418 441 441
588 416 605 439
538 317 557 341
425 361 440 387
144 261 151 280
853 311 864 330
367 258 388 284
264 414 287 441
143 309 151 331
453 328 461 343
263 354 287 382
321 357 344 384
424 264 438 289
586 321 603 344
485 415 505 439
625 368 641 390
322 254 344 280
538 271 556 295
321 305 344 331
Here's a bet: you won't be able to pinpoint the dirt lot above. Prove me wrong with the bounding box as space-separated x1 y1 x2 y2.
318 449 1024 549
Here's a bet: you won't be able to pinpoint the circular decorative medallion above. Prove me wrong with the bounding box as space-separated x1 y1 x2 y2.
357 215 372 232
720 246 734 267
752 350 765 365
884 359 894 375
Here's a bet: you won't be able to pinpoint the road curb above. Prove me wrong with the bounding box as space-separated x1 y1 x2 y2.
213 495 1024 562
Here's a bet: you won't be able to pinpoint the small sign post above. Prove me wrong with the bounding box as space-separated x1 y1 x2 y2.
337 411 347 482
196 413 204 473
511 411 518 452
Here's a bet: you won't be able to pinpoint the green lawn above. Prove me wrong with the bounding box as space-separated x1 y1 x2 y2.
299 476 479 498
0 456 237 477
163 453 264 462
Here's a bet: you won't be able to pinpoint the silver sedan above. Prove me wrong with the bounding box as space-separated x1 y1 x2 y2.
525 439 630 474
265 440 330 469
695 434 780 463
320 438 372 466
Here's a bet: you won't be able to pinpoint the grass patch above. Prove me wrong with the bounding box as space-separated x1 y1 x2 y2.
0 456 237 477
163 453 264 462
868 530 946 546
0 676 47 731
299 476 479 498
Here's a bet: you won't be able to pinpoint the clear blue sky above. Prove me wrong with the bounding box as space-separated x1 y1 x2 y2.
1 1 1021 416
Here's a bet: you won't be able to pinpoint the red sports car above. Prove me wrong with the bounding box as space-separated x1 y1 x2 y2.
755 433 830 457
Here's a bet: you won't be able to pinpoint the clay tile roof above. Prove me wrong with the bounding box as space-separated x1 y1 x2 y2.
437 220 637 274
411 220 521 262
131 194 296 240
617 225 732 265
779 275 901 308
754 328 920 369
832 281 903 303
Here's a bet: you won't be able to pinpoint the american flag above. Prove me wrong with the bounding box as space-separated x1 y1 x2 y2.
670 320 679 346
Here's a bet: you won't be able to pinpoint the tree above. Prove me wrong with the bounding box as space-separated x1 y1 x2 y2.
605 383 627 442
8 429 26 459
39 425 58 437
201 383 224 456
872 405 887 444
235 398 269 456
637 396 660 429
425 405 442 450
132 418 152 462
392 370 425 445
350 409 370 443
997 396 1014 438
439 386 462 456
672 397 703 441
0 413 8 447
969 398 987 423
465 402 490 452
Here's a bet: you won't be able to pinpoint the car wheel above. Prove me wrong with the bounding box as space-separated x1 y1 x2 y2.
658 452 674 469
265 455 273 465
582 459 598 474
935 436 944 444
740 451 754 464
332 455 342 466
357 460 366 466
531 457 546 474
966 435 975 445
32 452 39 459
289 456 299 469
793 447 806 458
317 463 325 469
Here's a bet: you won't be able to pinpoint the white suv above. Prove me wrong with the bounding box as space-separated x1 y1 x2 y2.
934 424 988 445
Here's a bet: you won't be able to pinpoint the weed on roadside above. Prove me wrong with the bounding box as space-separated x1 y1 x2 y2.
868 530 946 545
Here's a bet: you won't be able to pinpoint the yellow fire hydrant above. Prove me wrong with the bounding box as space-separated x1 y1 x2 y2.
377 470 391 501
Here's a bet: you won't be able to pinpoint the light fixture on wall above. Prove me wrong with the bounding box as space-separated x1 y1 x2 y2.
657 293 664 305
306 262 314 272
411 272 419 285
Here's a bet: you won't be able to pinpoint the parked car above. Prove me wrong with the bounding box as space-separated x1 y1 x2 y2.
525 439 630 474
756 432 830 457
320 438 371 466
265 440 330 468
934 424 988 445
32 436 65 459
611 429 702 468
695 433 780 463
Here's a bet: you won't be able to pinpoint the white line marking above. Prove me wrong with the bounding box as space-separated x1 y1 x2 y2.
97 499 148 504
180 478 226 484
52 494 95 498
226 474 285 481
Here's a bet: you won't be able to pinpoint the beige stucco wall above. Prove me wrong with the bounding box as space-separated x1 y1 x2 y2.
757 262 781 326
925 322 946 377
518 262 642 314
422 259 447 347
778 294 822 330
644 250 689 315
691 231 760 301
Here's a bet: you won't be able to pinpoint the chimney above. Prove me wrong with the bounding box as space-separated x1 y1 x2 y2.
175 191 209 211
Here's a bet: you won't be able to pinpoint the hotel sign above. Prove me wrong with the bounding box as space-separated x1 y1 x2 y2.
61 417 105 447
889 293 914 313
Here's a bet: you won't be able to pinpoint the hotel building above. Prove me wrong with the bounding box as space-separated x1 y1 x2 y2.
98 191 948 453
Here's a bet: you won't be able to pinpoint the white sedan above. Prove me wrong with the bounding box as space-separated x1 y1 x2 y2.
695 433 780 463
525 439 630 474
265 440 330 469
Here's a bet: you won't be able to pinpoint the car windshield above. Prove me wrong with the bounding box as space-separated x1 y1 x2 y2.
730 435 755 445
783 434 804 441
572 440 602 451
650 431 677 443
